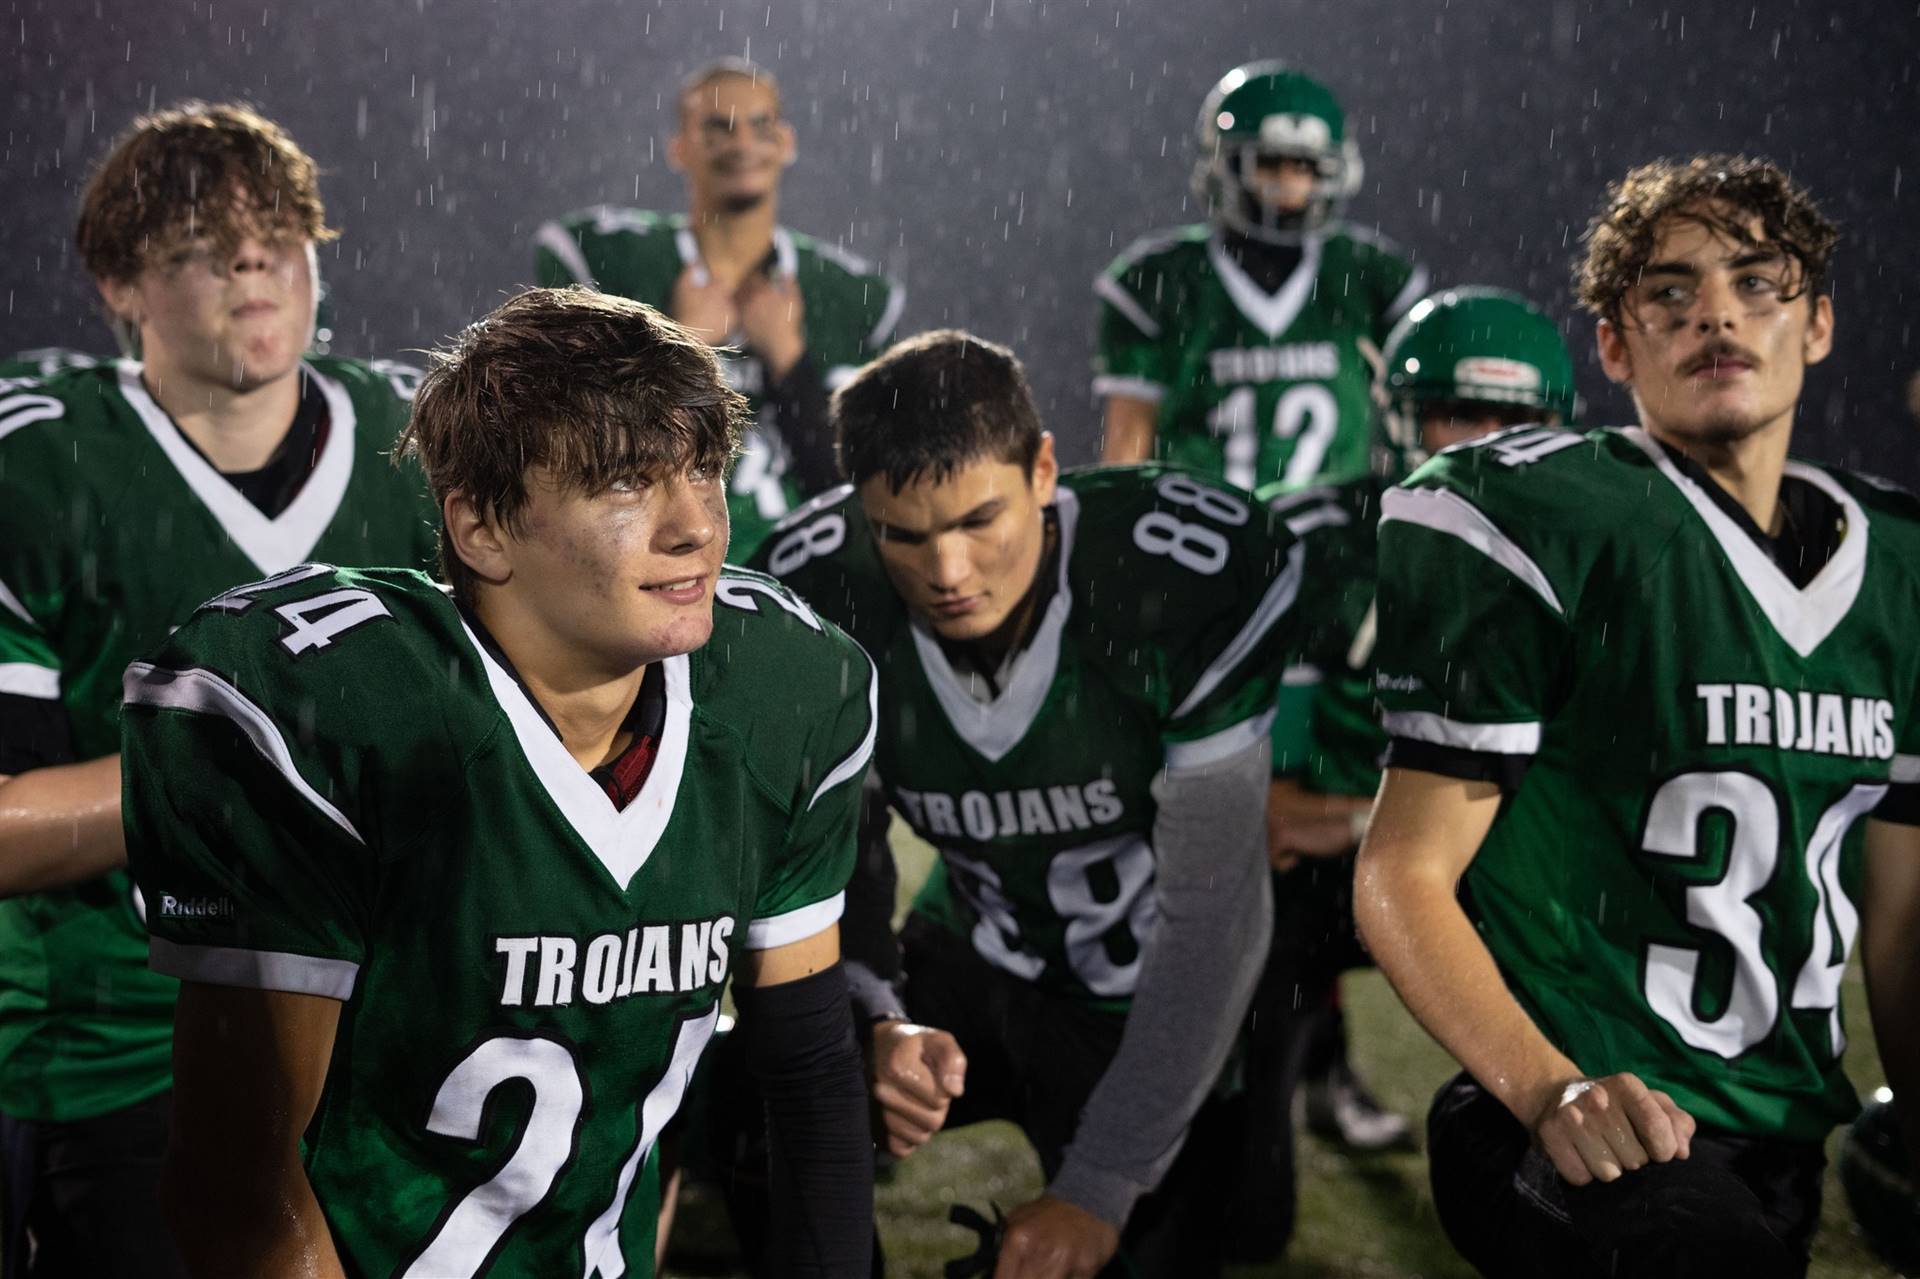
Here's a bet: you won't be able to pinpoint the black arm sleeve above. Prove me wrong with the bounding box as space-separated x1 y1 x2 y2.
732 963 874 1278
1877 783 1920 826
1383 736 1531 792
0 693 77 774
767 353 839 497
840 784 907 1027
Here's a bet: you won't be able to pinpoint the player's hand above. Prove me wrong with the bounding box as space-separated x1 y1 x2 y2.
734 270 805 379
867 1019 966 1158
669 264 737 343
1531 1072 1696 1186
992 1195 1118 1279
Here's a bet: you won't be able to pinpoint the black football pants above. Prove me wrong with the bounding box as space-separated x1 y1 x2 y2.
1427 1071 1825 1279
0 1090 190 1279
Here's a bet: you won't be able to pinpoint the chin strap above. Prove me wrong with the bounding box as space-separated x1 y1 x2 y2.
944 1201 1006 1279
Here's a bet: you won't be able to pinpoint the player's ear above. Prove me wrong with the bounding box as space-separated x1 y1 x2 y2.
442 490 514 588
1803 293 1834 367
666 120 690 175
95 275 139 326
1595 318 1633 385
1030 433 1059 505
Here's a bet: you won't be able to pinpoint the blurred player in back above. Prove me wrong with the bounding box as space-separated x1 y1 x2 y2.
1094 61 1426 490
535 57 904 560
0 101 437 1277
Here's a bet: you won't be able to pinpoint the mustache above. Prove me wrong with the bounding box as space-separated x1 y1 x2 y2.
1682 342 1762 375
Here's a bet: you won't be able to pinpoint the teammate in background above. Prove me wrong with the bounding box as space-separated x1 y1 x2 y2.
755 330 1295 1278
1358 156 1920 1276
0 102 436 1278
123 288 877 1276
1230 289 1578 1263
534 57 904 561
1093 61 1427 490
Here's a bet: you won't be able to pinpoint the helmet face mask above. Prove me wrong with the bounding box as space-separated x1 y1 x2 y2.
1378 288 1581 468
1194 61 1362 243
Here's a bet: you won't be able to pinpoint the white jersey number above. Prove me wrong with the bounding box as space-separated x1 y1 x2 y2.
1639 771 1884 1060
1130 472 1249 576
1205 383 1339 489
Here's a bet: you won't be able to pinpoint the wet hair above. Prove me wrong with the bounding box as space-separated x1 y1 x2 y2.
75 101 336 284
396 287 746 601
834 329 1044 492
1575 154 1838 326
677 56 782 125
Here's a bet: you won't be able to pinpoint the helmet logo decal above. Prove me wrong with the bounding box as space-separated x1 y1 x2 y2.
1454 357 1541 391
1258 113 1332 152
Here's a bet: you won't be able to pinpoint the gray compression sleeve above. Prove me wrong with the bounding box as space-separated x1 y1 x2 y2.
1046 734 1274 1229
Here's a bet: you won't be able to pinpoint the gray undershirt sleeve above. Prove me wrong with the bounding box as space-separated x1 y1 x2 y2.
1046 734 1275 1229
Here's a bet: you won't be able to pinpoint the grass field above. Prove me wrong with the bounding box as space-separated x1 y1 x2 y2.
669 826 1905 1279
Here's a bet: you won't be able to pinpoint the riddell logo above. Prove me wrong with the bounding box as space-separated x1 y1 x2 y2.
158 893 234 919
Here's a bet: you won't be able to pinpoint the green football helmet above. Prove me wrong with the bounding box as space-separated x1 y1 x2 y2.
1192 61 1361 242
1380 287 1579 465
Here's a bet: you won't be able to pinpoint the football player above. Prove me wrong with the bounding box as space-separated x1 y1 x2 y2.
1358 156 1920 1276
0 102 437 1277
1093 61 1427 490
122 288 877 1276
755 330 1297 1278
534 57 904 561
1231 288 1577 1262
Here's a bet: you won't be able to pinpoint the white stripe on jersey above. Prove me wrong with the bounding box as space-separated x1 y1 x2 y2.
0 663 58 699
150 937 360 1000
1173 539 1306 721
122 662 366 843
1382 709 1542 756
532 220 596 286
1093 274 1162 339
746 890 846 951
808 647 878 811
1380 485 1565 616
1164 707 1277 771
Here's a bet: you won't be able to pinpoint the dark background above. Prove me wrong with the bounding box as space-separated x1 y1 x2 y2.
4 0 1915 481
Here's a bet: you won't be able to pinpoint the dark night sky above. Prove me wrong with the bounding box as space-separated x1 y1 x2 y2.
3 0 1915 481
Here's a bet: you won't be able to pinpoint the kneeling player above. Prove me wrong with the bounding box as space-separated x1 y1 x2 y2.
1229 287 1578 1262
756 330 1299 1277
122 288 877 1276
1358 157 1920 1277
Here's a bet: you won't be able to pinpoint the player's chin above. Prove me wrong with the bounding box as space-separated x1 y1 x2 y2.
631 608 715 664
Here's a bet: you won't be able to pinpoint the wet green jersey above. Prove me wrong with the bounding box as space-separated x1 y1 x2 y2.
0 357 436 1123
1259 474 1388 798
533 207 904 560
756 466 1305 1006
1093 223 1425 491
123 565 874 1277
1374 425 1920 1140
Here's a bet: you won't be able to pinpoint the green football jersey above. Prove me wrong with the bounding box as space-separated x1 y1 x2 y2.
1093 223 1426 491
1374 425 1920 1141
533 207 905 560
755 465 1305 1006
123 565 874 1277
0 356 436 1123
1258 475 1388 798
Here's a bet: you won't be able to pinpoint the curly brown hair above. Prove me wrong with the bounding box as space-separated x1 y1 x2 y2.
396 287 747 600
1574 154 1838 325
75 101 337 283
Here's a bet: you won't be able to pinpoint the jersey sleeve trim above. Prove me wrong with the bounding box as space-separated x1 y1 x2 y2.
809 651 878 811
1091 375 1167 403
1380 486 1565 615
1385 263 1432 322
1093 275 1162 339
0 663 57 699
1892 754 1920 783
1381 708 1541 754
150 937 360 1000
122 663 366 844
1164 706 1276 771
745 890 846 950
1172 541 1306 720
532 220 595 285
